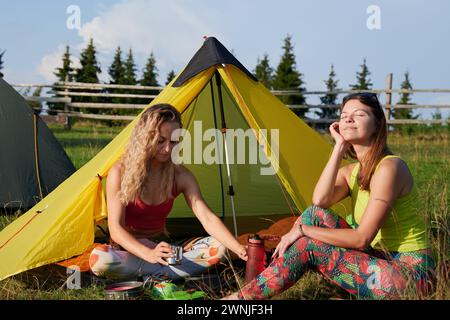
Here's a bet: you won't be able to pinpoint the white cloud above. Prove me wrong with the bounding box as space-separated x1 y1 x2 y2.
36 0 221 84
37 45 80 83
76 0 220 80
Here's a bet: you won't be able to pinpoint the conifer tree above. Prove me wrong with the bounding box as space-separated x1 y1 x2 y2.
272 35 306 117
393 71 417 120
54 46 75 82
350 58 373 90
122 48 138 112
316 65 340 131
123 48 137 85
49 45 75 114
76 38 101 84
394 71 419 134
108 46 125 85
75 38 101 110
254 53 273 89
107 46 125 108
0 49 6 78
141 52 159 86
140 52 159 104
165 70 176 85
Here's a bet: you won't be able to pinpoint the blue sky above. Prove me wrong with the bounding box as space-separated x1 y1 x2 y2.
1 0 449 118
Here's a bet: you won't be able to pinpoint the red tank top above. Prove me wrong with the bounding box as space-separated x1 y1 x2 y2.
125 184 180 232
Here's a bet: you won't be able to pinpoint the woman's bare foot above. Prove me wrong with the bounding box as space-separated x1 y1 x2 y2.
220 292 239 300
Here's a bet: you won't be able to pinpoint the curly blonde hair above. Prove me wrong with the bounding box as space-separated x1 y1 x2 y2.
118 104 182 205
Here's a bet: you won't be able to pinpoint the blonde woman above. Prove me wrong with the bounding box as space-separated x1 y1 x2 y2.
89 104 247 280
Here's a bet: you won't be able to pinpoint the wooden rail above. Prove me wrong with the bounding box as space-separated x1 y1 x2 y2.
11 78 450 127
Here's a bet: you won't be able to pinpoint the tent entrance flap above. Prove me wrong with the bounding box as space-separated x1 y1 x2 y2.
168 73 294 236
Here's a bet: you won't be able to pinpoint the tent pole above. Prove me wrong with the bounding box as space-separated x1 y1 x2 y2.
209 80 226 221
215 71 238 238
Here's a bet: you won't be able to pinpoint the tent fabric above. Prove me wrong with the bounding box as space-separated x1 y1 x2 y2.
173 37 257 87
0 78 75 209
0 38 351 281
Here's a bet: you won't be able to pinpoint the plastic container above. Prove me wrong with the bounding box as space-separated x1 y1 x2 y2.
244 234 267 283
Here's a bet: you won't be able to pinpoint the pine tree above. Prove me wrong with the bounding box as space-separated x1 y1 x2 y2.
253 53 273 89
393 71 418 135
107 46 125 109
108 46 125 85
165 70 176 85
75 38 101 111
122 48 138 113
316 65 340 131
140 52 159 104
123 48 137 85
272 35 306 117
54 46 74 82
393 71 417 120
76 38 101 84
351 58 373 90
49 45 75 114
0 49 5 78
141 52 159 86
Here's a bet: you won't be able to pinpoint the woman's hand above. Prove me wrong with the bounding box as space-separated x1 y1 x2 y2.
271 227 303 260
329 122 351 152
147 241 173 265
236 245 248 261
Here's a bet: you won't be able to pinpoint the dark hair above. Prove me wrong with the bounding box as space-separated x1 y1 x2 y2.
341 92 392 191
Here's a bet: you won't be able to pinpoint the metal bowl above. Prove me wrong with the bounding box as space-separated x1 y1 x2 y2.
104 281 144 300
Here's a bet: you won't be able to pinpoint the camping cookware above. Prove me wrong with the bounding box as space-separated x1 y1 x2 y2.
104 281 144 300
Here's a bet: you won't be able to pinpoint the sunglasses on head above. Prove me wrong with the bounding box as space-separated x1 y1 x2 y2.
342 92 380 105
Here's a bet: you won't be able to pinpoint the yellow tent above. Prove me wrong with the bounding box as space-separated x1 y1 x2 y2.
0 37 352 281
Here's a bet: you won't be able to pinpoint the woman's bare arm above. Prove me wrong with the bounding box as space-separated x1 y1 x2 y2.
303 159 407 250
177 166 247 261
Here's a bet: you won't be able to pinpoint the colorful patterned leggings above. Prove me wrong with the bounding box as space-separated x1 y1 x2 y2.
238 205 435 300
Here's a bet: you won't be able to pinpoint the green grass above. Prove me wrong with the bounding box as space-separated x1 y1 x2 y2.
0 122 448 300
49 121 123 170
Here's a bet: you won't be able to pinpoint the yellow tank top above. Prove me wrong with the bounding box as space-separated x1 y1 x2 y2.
350 155 429 252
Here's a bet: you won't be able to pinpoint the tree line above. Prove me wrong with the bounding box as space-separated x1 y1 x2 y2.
0 36 419 126
254 35 417 130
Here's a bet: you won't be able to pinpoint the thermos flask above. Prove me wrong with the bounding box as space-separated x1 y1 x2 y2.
245 234 267 283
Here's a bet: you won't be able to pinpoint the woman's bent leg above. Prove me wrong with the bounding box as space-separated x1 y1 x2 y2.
89 237 226 281
238 236 422 300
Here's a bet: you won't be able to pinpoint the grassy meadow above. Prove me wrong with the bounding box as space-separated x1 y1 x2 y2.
0 121 448 300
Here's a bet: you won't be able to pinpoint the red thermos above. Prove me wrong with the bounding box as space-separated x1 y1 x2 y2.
245 234 267 283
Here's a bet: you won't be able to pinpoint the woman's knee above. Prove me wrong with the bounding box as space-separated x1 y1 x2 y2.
299 205 324 225
89 244 140 279
89 244 114 277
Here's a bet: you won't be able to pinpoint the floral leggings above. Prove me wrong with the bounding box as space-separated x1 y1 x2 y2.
238 205 435 300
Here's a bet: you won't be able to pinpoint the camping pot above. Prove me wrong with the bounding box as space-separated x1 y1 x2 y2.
166 245 183 265
104 281 144 300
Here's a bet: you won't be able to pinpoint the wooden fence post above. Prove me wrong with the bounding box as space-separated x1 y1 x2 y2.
385 73 393 120
64 76 72 130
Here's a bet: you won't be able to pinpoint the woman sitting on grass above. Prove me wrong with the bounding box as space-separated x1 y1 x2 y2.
89 104 247 280
224 92 435 300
